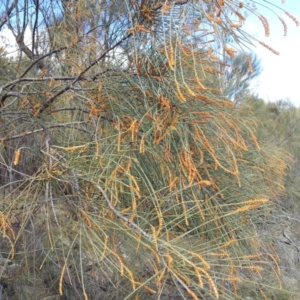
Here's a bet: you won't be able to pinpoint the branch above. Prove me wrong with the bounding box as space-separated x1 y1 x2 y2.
19 46 68 78
1 75 79 91
0 122 91 142
94 183 153 243
37 33 133 114
0 3 15 30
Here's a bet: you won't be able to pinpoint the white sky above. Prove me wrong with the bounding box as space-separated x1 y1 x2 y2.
244 1 300 106
0 27 32 57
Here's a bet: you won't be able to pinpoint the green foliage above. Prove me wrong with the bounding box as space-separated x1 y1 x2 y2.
0 1 299 299
239 97 300 298
243 97 300 210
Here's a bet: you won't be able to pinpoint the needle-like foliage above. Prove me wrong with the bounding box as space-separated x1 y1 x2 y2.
0 1 298 299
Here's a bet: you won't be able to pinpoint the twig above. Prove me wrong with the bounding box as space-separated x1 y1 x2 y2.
94 183 153 243
0 121 90 142
37 33 133 114
282 229 300 252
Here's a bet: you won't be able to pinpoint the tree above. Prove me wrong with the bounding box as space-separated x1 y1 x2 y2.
222 52 262 104
0 1 298 299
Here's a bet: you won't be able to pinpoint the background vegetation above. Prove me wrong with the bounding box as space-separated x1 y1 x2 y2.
0 0 299 299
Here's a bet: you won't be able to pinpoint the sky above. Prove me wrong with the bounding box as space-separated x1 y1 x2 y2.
244 1 300 106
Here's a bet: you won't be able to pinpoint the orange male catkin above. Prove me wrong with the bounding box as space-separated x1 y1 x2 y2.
13 149 21 165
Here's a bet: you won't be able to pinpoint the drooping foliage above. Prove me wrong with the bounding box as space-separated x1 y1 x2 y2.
0 1 298 299
242 97 300 210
